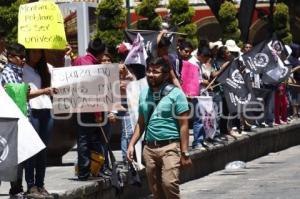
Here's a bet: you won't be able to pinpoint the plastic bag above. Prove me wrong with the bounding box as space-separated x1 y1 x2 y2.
225 161 246 170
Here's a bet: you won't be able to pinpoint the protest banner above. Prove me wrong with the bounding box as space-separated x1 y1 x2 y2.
51 64 122 114
18 1 67 49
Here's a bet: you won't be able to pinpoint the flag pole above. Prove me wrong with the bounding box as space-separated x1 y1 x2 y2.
126 29 188 36
269 0 275 37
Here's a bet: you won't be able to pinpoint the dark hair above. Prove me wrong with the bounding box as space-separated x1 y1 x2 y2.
87 38 106 56
216 46 228 60
179 41 193 50
6 43 25 57
158 36 171 48
198 38 209 49
197 46 211 57
146 56 170 73
26 49 50 88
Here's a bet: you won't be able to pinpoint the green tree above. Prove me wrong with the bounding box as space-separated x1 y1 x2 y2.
95 0 126 61
0 0 28 43
273 2 292 44
218 1 241 45
0 0 16 6
135 0 162 30
168 0 197 48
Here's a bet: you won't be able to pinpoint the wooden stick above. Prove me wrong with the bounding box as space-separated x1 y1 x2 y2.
291 65 300 73
126 29 187 36
211 83 221 89
287 83 300 88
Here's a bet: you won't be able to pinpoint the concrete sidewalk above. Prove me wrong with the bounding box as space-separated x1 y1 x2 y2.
1 120 300 199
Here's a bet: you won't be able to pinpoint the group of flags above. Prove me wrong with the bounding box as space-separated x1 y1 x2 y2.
217 38 291 114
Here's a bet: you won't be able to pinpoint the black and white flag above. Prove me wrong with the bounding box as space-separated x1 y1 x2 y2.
124 33 148 67
242 40 278 74
217 60 254 113
124 30 159 57
0 118 18 181
261 40 291 85
124 30 177 57
242 39 291 85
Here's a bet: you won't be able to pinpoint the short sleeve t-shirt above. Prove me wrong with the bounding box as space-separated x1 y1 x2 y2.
138 87 189 142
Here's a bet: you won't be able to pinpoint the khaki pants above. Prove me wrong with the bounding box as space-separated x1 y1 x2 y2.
143 142 181 199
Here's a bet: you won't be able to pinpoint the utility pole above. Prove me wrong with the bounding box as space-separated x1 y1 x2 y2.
126 0 131 29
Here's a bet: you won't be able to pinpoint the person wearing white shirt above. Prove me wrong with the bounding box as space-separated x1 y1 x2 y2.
23 49 56 199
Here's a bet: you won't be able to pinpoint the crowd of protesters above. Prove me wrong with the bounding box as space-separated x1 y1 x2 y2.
1 22 300 198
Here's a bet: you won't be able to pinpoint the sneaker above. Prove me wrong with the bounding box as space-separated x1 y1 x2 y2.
101 168 112 176
9 192 25 199
203 140 214 148
280 120 287 125
27 186 44 199
193 144 206 151
260 122 268 128
38 187 54 199
228 130 242 137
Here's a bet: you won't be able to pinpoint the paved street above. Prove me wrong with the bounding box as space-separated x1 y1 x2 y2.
180 145 300 199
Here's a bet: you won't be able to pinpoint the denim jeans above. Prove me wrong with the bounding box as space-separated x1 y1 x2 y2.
258 89 275 125
25 109 53 189
191 98 204 148
119 112 134 162
76 113 104 179
213 93 222 136
9 163 24 195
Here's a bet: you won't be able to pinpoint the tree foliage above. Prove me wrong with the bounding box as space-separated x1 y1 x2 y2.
135 0 162 30
0 0 28 43
168 0 197 47
218 1 241 46
95 0 126 60
273 2 292 44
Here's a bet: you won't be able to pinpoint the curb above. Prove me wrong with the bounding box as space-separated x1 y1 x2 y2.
58 121 300 199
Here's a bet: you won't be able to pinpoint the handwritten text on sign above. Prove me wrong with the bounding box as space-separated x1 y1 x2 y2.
51 64 121 114
18 1 67 49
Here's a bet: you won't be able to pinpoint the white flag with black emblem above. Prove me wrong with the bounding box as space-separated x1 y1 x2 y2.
0 118 18 181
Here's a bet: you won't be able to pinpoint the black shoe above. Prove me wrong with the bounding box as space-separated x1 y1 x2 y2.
78 174 90 181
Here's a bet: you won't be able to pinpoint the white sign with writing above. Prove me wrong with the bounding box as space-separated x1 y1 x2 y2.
51 64 121 114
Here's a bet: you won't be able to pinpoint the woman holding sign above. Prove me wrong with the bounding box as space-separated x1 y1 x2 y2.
23 49 56 198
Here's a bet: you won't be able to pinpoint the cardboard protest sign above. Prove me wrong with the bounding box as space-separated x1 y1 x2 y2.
51 64 122 114
18 1 67 49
